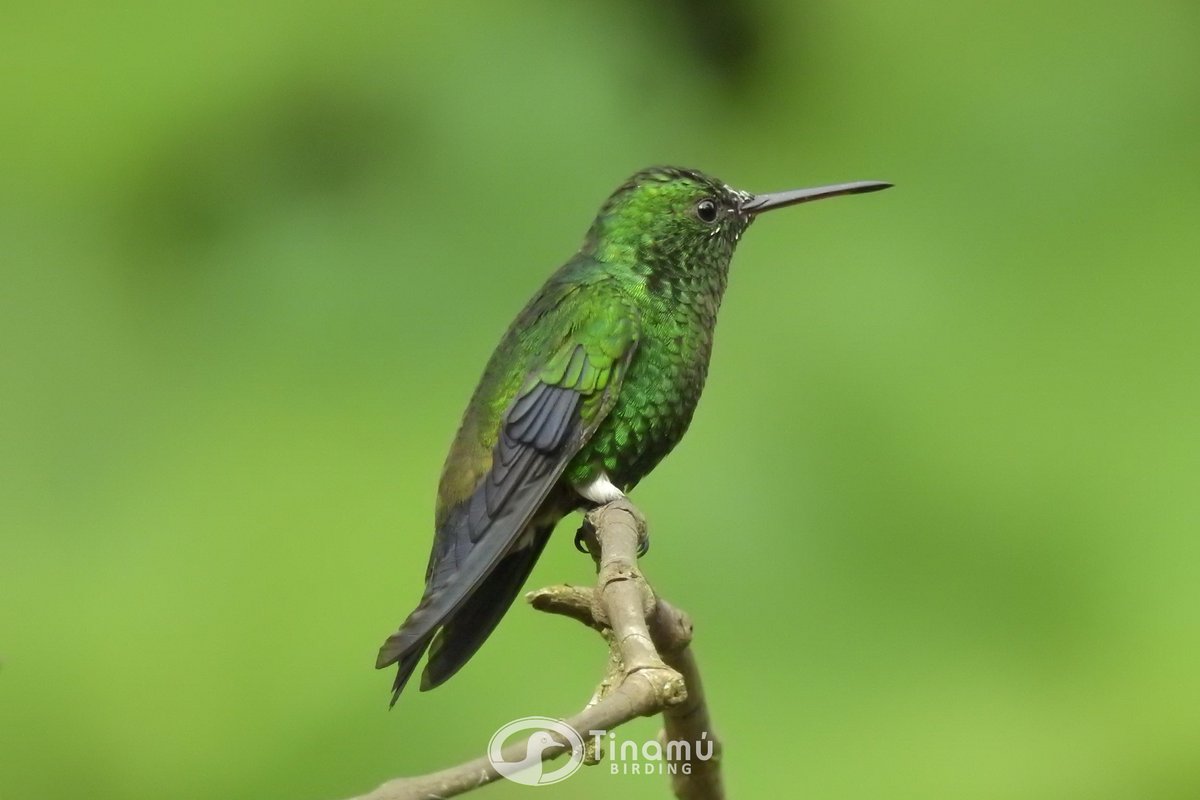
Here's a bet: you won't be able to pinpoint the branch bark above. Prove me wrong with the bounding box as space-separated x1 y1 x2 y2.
346 499 725 800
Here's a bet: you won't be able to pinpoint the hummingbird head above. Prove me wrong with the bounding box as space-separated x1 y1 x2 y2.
582 166 890 287
583 167 751 272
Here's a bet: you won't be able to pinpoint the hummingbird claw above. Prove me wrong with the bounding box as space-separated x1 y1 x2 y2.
574 510 650 557
573 527 591 554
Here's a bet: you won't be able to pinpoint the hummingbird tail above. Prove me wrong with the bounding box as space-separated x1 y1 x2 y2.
379 632 433 708
374 524 553 705
374 497 533 706
420 522 554 691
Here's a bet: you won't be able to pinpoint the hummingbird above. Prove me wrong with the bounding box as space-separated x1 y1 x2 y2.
377 166 890 704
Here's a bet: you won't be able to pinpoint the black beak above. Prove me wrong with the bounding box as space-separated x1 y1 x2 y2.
740 180 892 214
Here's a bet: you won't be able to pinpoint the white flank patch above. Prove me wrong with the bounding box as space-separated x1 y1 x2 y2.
574 473 626 504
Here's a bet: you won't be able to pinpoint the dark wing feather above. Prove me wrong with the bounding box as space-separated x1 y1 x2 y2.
420 520 555 690
383 393 576 650
377 293 639 704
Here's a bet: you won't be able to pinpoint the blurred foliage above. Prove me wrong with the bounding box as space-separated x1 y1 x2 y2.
2 1 1199 798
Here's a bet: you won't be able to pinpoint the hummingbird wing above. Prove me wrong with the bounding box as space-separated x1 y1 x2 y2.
377 276 640 703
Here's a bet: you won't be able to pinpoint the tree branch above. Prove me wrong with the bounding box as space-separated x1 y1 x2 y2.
345 499 725 800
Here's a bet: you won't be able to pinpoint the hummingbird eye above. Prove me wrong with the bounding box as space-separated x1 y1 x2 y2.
695 198 719 224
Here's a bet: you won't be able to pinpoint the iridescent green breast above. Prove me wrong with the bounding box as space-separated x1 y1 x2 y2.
565 266 727 490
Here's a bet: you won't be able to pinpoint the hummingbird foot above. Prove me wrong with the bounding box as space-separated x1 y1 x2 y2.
573 524 648 556
636 530 650 557
573 527 590 554
633 531 650 557
572 489 650 558
574 474 643 555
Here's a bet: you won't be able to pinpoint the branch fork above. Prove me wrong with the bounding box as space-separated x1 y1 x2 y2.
347 499 724 800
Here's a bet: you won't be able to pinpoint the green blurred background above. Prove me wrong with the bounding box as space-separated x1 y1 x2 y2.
3 1 1198 798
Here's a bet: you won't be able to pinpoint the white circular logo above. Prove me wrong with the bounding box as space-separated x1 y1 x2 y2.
487 716 585 786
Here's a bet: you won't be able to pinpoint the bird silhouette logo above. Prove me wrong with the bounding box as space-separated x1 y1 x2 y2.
487 716 586 786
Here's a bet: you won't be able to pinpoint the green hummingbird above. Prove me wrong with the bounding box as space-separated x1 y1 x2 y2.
377 166 890 704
